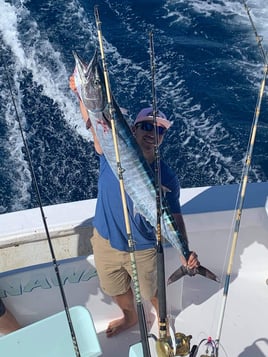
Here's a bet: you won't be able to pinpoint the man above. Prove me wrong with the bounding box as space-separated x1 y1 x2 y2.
0 298 20 335
70 76 199 337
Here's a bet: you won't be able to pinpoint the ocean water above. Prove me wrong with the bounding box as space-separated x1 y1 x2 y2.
0 0 268 214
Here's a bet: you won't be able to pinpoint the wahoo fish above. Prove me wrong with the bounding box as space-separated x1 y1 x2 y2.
72 50 219 284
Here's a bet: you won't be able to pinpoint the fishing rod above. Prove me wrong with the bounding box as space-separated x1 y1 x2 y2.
1 51 81 357
214 2 268 355
149 30 170 356
94 6 151 357
149 32 196 357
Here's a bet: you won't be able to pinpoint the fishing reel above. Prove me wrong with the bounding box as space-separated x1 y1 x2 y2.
155 332 192 356
174 332 192 356
154 333 219 357
191 337 218 357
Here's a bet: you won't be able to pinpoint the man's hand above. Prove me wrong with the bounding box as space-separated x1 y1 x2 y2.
180 251 200 270
69 74 88 124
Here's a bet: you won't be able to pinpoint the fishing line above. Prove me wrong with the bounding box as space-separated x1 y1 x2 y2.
94 6 151 357
1 49 81 357
214 1 268 355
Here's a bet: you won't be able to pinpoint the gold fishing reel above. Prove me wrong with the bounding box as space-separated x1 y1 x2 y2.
155 337 174 357
174 332 192 356
155 332 192 356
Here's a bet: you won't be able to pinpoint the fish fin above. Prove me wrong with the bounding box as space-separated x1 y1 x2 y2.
167 265 220 285
120 107 128 115
167 266 187 285
85 49 98 77
197 265 220 283
162 185 171 196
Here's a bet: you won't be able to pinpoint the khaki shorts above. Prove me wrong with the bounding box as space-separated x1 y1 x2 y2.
91 228 157 300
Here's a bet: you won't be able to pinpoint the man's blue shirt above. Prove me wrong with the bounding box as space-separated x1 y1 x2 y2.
93 155 181 251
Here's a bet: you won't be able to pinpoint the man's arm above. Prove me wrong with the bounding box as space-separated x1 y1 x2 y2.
172 212 199 269
69 75 103 155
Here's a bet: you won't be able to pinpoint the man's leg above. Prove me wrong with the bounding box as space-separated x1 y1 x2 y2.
150 294 159 316
106 287 138 337
91 230 138 337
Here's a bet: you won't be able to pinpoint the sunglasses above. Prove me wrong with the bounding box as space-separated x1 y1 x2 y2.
135 122 166 135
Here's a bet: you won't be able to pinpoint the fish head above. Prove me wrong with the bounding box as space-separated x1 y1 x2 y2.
72 50 107 113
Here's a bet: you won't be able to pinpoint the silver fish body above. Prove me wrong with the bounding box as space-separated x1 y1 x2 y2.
73 50 185 254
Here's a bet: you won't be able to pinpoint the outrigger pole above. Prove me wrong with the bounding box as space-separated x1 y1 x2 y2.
1 51 81 357
215 2 268 355
94 7 151 357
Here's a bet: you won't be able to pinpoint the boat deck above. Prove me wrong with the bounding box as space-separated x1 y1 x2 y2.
0 183 268 356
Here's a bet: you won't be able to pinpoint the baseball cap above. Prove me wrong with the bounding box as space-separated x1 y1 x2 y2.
134 107 172 129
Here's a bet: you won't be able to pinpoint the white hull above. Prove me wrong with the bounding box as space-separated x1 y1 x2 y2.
1 182 268 356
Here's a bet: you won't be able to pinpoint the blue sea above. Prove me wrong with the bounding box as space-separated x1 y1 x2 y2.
0 0 268 214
